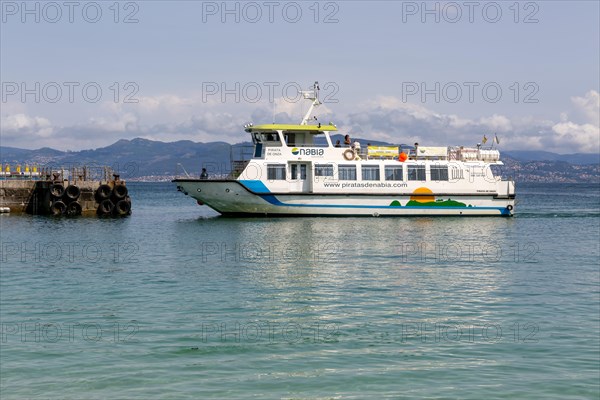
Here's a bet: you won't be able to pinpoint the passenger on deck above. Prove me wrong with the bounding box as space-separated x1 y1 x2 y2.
344 134 351 146
335 140 341 147
200 168 208 179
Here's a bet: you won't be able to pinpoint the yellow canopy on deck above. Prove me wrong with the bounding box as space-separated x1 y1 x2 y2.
245 124 338 133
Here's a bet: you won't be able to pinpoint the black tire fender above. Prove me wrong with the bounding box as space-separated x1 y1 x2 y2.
113 184 128 200
96 184 112 200
66 201 82 216
114 199 131 216
98 199 114 215
64 185 80 201
50 183 65 198
50 200 67 215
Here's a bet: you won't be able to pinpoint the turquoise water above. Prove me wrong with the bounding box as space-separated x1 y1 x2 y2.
1 182 598 399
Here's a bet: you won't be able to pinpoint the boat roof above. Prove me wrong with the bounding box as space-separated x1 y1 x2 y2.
245 124 338 133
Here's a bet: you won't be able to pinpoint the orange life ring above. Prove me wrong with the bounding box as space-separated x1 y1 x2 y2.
343 149 355 161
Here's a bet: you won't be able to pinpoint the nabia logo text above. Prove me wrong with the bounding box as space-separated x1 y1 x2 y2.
291 148 324 156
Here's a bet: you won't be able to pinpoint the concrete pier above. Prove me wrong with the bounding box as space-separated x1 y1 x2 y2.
0 175 131 216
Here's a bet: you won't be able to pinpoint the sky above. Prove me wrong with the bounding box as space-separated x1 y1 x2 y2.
1 0 599 153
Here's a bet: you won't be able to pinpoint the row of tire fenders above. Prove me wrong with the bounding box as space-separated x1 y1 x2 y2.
49 182 131 217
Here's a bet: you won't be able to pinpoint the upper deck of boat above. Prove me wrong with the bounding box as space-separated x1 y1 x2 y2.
240 123 501 164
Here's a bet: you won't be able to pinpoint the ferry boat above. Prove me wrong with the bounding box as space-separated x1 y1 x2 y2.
174 83 515 217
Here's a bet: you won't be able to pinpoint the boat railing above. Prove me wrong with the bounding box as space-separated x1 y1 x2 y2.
231 144 254 162
229 144 255 178
1 166 115 182
363 153 397 161
291 142 330 147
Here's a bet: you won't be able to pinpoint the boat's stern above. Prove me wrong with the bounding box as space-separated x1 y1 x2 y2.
496 178 516 216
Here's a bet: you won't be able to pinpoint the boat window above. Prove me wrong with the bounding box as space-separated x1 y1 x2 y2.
362 165 380 181
338 165 357 181
315 164 334 177
290 164 307 180
254 143 263 158
385 166 403 181
289 133 328 147
267 164 286 180
312 136 330 147
407 165 426 181
261 132 281 144
285 133 295 146
430 165 449 181
291 164 297 180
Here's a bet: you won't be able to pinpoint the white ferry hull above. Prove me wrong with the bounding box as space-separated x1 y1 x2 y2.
175 180 514 217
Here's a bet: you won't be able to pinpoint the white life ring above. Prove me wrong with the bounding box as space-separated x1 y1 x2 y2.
343 149 355 161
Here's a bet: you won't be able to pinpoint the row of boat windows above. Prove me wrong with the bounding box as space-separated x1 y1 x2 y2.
266 164 452 181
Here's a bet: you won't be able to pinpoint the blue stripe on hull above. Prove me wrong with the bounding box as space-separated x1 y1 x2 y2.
239 180 271 193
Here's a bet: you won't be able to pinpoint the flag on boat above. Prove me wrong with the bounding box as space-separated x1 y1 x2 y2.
482 135 488 144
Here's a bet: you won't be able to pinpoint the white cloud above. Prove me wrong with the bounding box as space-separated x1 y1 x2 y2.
478 114 513 133
551 122 600 153
362 96 441 121
1 91 599 154
571 90 600 125
1 113 54 138
344 92 600 153
135 94 197 115
87 112 139 132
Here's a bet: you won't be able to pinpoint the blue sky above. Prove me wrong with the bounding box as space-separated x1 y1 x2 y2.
1 0 599 153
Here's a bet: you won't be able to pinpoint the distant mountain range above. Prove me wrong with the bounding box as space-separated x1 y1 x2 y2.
502 151 599 165
1 138 233 178
1 137 598 183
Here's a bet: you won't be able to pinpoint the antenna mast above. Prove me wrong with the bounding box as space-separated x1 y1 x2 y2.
300 81 321 125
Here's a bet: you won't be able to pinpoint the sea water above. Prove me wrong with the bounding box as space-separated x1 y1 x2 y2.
1 182 598 399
